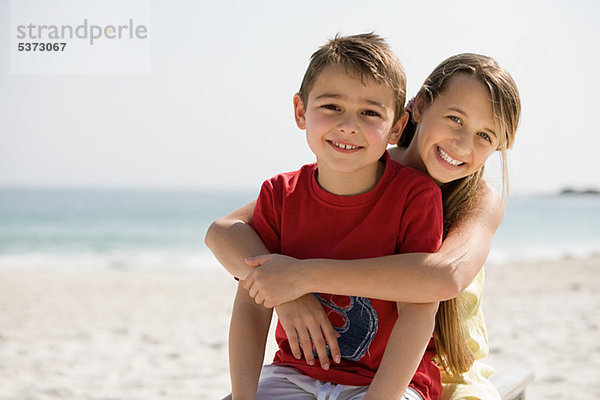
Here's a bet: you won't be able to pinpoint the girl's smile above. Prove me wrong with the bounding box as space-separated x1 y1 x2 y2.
436 146 465 168
407 74 499 184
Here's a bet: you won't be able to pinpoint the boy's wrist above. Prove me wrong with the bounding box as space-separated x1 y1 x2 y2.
231 389 257 400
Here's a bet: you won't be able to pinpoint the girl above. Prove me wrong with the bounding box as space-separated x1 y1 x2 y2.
206 53 521 400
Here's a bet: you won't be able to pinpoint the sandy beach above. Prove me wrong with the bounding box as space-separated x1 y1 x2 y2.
0 257 598 400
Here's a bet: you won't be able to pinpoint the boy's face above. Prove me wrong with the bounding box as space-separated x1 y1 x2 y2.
294 65 406 183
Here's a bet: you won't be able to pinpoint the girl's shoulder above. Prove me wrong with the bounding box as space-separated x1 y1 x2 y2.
477 180 503 206
468 180 505 227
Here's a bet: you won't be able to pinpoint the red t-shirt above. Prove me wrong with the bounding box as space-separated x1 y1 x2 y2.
251 153 443 399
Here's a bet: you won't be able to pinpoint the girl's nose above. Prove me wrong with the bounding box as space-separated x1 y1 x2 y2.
452 131 471 155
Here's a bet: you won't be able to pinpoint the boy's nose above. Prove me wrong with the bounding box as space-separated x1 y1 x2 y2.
337 114 358 135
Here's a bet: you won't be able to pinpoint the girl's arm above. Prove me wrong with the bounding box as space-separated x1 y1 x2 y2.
205 201 342 370
243 182 504 305
206 184 503 368
205 200 268 279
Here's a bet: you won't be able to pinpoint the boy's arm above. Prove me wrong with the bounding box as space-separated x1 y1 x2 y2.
229 283 273 400
208 188 340 370
364 302 439 400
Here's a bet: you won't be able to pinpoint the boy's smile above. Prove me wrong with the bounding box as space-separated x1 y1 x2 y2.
293 65 405 196
329 140 361 153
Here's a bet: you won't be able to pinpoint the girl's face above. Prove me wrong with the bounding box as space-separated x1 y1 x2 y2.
411 74 500 184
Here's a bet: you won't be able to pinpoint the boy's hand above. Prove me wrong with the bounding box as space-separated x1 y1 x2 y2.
275 294 341 370
244 254 309 307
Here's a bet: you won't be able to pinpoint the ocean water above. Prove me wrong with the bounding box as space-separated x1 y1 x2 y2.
1 188 599 271
0 188 256 271
489 194 600 264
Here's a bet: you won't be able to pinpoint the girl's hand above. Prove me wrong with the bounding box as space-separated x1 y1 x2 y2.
243 254 309 307
275 294 341 370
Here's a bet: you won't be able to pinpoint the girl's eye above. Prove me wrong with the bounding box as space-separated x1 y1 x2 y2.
478 132 492 143
448 115 462 124
362 110 381 117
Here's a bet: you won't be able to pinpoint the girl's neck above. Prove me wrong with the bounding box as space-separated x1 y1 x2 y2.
388 145 425 174
388 145 442 187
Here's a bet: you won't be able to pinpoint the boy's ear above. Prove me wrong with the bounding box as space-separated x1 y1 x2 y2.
388 111 409 145
293 93 307 130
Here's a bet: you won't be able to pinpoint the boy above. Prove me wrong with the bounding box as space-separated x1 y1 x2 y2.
228 33 443 400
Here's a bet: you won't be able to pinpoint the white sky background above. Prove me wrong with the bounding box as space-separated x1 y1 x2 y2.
1 0 599 194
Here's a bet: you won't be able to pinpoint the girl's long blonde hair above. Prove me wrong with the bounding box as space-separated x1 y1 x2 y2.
400 53 521 375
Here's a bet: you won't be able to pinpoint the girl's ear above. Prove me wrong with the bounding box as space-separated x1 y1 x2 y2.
389 111 409 145
412 93 428 123
293 93 307 129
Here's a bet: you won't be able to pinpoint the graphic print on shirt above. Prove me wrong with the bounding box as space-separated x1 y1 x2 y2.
315 294 378 361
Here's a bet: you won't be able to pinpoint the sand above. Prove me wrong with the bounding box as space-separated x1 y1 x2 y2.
483 257 600 399
0 257 598 399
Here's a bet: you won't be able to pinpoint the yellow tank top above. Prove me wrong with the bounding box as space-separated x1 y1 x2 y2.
440 268 501 400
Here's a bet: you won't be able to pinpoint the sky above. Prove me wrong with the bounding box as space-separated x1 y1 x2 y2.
1 0 599 195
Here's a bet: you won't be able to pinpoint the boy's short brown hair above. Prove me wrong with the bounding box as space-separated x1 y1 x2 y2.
298 33 406 122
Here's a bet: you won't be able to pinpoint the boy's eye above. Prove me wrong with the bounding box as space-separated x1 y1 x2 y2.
362 110 381 117
448 115 462 124
321 104 340 111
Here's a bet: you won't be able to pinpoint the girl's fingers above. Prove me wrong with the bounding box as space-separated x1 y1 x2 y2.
245 280 266 306
244 254 272 266
254 292 265 306
242 279 253 293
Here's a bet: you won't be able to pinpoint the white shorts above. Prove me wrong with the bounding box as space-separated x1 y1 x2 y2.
253 364 424 400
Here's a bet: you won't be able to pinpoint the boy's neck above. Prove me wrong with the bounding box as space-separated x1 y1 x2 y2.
315 159 386 196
